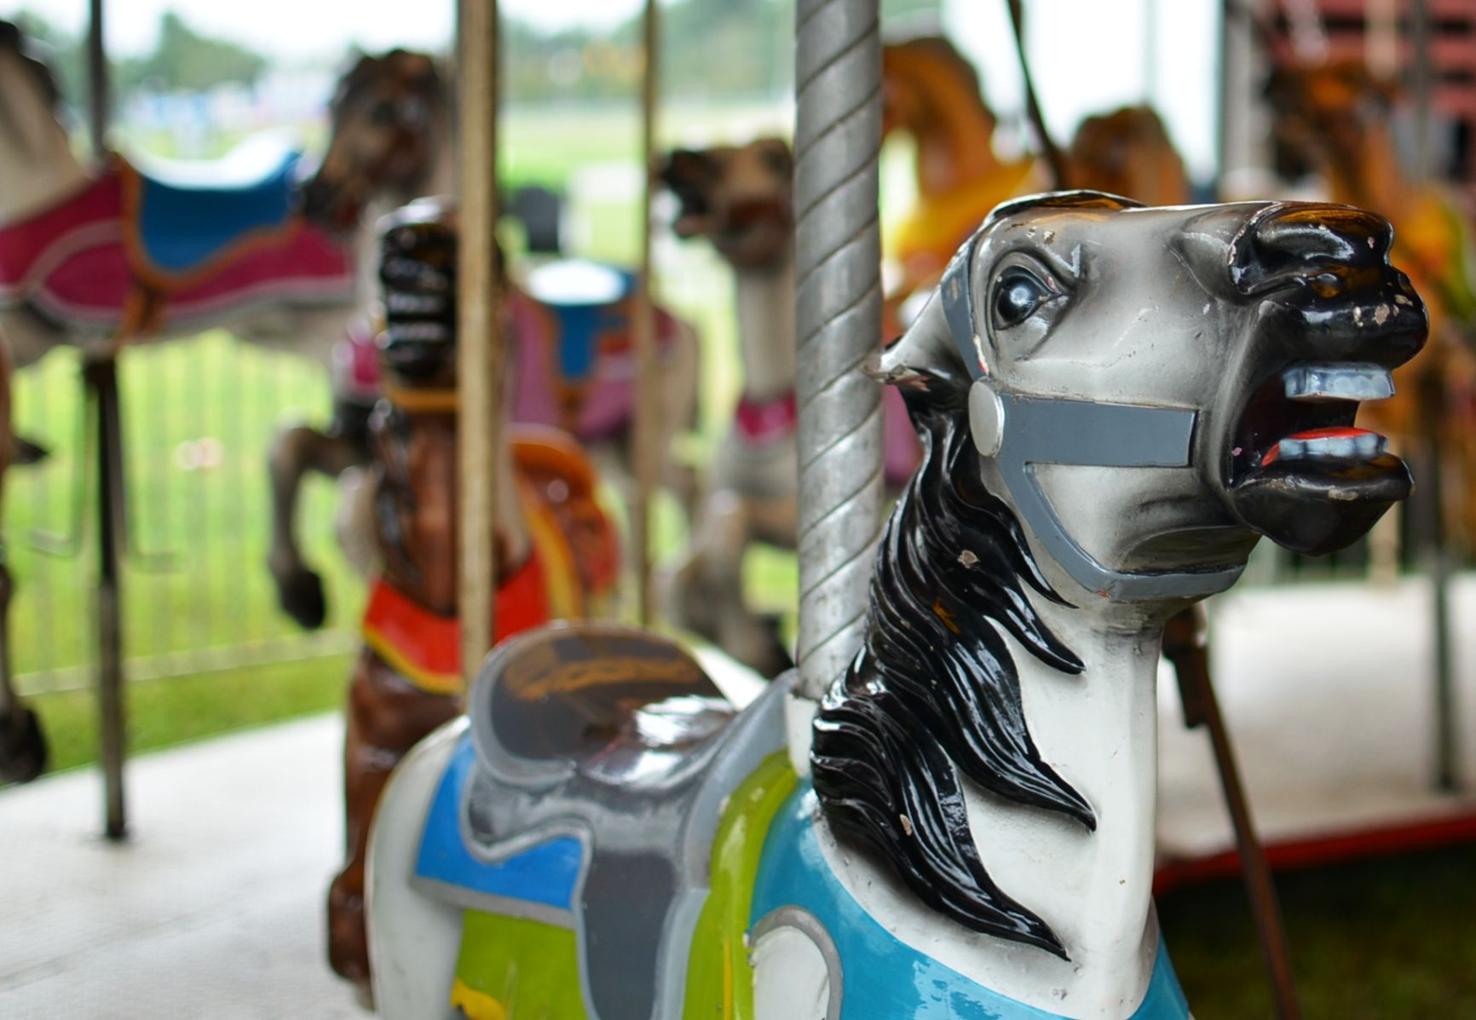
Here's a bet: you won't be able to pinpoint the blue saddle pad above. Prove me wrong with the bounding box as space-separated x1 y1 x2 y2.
415 732 585 914
525 260 636 381
136 152 302 275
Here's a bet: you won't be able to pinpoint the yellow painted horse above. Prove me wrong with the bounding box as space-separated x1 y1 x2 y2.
882 35 1191 309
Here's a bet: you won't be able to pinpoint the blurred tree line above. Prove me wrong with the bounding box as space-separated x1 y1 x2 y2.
13 0 941 108
13 8 265 99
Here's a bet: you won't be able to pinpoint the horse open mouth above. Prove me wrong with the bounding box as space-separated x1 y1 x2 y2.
1226 361 1411 554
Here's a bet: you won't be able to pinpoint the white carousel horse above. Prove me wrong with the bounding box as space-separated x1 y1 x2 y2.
363 193 1427 1018
0 20 388 370
656 140 918 676
268 48 701 628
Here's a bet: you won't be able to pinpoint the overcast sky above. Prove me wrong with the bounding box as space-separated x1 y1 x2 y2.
0 0 1221 175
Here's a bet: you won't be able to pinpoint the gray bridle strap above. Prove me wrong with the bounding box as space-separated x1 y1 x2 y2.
942 231 1243 602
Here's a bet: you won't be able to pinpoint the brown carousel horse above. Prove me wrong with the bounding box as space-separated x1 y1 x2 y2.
325 199 619 990
1266 58 1476 543
270 47 699 630
882 34 1190 312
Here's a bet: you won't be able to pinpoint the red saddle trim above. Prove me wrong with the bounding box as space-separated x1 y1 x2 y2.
735 390 798 444
361 551 552 696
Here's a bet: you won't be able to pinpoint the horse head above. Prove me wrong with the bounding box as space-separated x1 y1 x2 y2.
657 139 793 270
881 34 995 141
0 19 83 222
300 49 449 233
815 192 1426 955
1264 59 1398 186
1066 105 1191 206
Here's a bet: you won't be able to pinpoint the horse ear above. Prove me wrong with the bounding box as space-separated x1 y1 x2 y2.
875 289 966 390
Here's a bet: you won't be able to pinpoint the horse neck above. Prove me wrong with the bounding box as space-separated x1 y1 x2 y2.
732 253 795 401
0 62 88 223
816 595 1167 1016
373 406 527 614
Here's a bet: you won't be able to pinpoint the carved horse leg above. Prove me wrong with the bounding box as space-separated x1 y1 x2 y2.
666 490 792 678
0 558 46 784
0 336 45 785
327 651 461 988
267 422 369 629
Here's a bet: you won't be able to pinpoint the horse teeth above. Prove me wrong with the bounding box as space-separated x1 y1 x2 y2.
1275 432 1387 462
1282 363 1394 402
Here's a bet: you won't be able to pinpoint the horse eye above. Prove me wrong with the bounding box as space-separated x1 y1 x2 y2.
992 267 1054 328
369 100 398 125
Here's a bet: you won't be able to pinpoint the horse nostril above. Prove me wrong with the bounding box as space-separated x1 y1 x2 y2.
1231 202 1394 295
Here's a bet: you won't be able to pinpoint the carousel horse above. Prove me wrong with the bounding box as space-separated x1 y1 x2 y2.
283 47 702 578
364 194 1426 1018
325 199 620 989
0 20 367 370
0 340 45 784
268 47 699 628
882 34 1190 312
656 140 918 675
1265 58 1476 542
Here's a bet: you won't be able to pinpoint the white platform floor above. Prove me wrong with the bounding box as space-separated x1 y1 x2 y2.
0 714 363 1019
1 577 1473 1017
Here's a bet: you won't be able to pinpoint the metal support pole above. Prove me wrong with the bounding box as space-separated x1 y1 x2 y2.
85 0 107 158
1417 376 1460 792
794 0 886 701
631 0 660 625
456 0 501 682
1411 0 1434 182
85 356 127 840
1165 607 1300 1020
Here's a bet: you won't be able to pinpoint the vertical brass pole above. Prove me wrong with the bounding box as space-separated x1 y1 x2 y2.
457 0 501 682
631 0 661 625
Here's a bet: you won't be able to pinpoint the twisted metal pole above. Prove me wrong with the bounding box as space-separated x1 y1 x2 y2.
794 0 885 701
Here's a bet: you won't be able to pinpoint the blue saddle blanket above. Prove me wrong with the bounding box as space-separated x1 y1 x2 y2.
414 732 584 915
136 151 304 275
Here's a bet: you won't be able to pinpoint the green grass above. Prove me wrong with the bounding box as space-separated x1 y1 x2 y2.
1162 845 1476 1017
31 653 353 774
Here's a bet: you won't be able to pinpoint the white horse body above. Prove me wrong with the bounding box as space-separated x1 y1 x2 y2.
366 195 1426 1018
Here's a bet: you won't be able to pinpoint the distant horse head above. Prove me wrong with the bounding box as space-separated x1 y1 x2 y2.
300 49 449 232
815 193 1426 955
1067 105 1191 206
0 20 84 222
1264 59 1398 188
658 138 793 270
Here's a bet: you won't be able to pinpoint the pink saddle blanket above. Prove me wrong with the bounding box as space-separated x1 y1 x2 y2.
0 157 353 335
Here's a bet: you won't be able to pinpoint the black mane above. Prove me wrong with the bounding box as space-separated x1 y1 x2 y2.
811 369 1093 959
